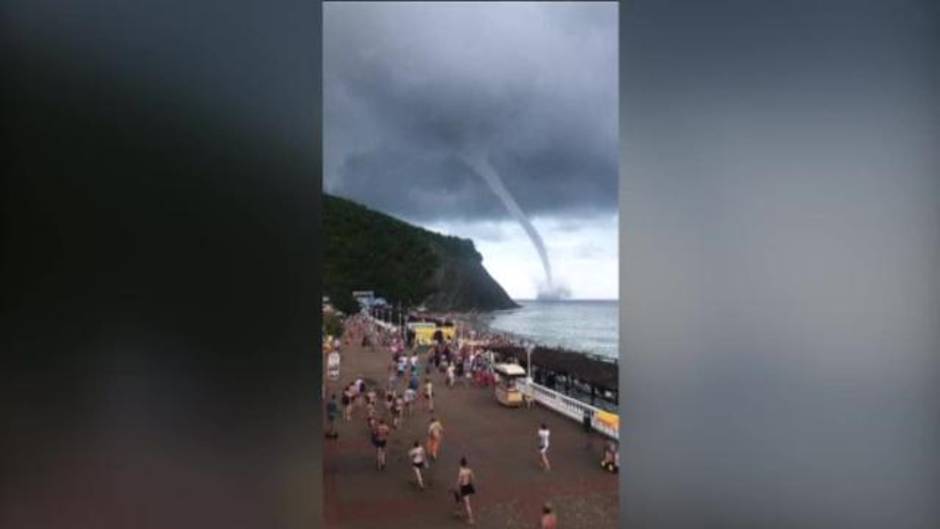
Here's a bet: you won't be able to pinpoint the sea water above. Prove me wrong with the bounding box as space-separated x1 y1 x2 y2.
482 299 619 360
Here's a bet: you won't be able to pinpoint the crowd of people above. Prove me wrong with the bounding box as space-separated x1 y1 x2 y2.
324 312 618 526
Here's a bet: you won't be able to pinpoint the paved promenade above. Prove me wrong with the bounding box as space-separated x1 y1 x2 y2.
323 342 618 529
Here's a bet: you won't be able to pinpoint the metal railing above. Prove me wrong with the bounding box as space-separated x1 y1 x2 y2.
519 379 619 440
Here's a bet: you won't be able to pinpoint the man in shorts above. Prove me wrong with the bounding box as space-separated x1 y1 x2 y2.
454 456 476 524
373 418 391 470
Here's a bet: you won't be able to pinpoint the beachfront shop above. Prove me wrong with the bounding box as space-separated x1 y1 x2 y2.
407 321 456 345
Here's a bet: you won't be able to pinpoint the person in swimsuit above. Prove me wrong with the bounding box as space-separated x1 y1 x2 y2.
446 362 456 387
408 440 426 489
424 378 434 413
427 416 444 461
392 393 404 429
540 502 558 529
455 457 476 525
403 386 417 416
373 419 391 470
538 423 551 471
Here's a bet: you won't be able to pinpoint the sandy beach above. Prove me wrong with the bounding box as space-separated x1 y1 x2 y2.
323 329 618 529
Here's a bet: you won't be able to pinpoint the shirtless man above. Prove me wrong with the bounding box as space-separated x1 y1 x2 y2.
373 419 391 470
427 416 444 461
455 457 476 525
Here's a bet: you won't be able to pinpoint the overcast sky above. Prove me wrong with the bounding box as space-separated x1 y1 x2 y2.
324 1 619 300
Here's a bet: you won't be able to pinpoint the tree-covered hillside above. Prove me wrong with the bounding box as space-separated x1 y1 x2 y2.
323 194 517 313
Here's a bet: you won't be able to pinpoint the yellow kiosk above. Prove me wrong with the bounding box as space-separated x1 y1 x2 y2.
493 363 527 407
410 322 457 345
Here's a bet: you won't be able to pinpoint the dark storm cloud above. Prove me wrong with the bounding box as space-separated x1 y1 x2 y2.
324 2 618 222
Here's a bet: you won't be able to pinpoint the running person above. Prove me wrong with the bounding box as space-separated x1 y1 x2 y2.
392 393 404 429
325 394 340 439
540 502 558 529
427 416 444 461
424 377 434 413
387 363 397 392
455 457 476 525
354 376 364 405
403 386 417 416
342 384 353 421
601 440 619 473
538 423 551 471
408 440 427 489
373 419 391 470
365 387 377 419
446 362 456 387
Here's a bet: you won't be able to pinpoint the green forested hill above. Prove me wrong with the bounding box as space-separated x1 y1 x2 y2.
323 194 518 314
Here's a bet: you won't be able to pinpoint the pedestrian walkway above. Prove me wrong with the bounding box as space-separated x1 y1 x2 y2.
324 342 618 529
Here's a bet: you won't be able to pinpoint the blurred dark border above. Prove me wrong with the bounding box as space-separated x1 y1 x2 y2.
2 1 937 528
2 1 322 527
619 1 938 528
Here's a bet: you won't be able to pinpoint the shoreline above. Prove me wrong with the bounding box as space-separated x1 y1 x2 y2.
408 310 619 411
